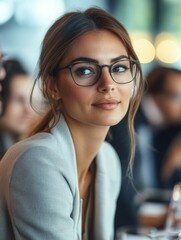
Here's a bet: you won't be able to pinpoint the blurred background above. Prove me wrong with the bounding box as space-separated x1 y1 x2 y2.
0 0 181 75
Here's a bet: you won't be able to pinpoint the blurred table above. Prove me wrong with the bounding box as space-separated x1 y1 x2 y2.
135 188 172 228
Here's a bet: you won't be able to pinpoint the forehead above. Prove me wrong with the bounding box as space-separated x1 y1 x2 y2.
63 30 128 63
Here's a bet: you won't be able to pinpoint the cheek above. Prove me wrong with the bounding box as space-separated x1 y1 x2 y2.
57 73 92 101
5 104 15 117
5 103 22 120
167 102 181 113
60 83 89 109
118 83 134 101
160 99 172 111
2 111 16 127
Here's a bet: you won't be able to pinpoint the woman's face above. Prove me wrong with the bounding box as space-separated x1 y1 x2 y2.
55 30 134 128
0 75 34 134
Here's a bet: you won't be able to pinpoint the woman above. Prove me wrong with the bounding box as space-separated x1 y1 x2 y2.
0 59 34 159
0 8 143 240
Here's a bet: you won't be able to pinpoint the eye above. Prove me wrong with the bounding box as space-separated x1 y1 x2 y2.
72 63 97 78
111 60 130 74
112 64 129 74
75 67 94 77
112 65 126 73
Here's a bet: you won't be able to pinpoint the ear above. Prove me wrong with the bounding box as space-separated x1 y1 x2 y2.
53 85 62 100
46 76 62 100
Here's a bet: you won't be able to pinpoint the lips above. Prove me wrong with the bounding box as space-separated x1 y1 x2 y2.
92 99 120 110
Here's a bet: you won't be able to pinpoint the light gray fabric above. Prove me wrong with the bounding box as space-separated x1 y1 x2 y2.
0 115 121 240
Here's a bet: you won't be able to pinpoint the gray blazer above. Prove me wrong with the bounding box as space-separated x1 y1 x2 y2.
0 115 121 240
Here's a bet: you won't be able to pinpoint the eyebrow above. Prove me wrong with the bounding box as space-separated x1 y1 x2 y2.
69 55 129 64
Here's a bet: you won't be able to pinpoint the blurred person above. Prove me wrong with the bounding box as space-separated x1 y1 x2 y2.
146 66 181 188
0 7 143 240
160 131 181 189
0 51 6 115
145 66 181 125
111 114 141 228
0 59 34 159
112 65 181 229
133 66 181 190
154 123 181 189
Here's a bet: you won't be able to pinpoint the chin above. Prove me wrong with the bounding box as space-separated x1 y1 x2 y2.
100 116 124 127
100 109 127 125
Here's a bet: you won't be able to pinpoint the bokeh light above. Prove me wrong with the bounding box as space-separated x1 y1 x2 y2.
15 0 65 27
155 32 181 63
0 0 14 25
131 33 155 64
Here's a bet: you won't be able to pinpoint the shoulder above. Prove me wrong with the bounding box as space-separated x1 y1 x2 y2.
3 135 77 239
1 132 58 166
0 132 72 184
0 132 57 176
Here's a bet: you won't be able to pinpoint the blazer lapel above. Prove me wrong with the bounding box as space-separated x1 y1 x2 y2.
94 149 113 240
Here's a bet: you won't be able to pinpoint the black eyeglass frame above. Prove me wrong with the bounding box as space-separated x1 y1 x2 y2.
53 58 140 87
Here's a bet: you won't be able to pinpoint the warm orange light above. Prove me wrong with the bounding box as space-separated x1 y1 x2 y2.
132 38 155 63
155 32 181 63
156 39 181 63
155 32 174 46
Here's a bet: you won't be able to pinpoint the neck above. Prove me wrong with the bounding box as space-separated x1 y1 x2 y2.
66 119 109 185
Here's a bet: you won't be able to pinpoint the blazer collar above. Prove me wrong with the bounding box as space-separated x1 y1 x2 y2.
94 148 113 240
51 115 113 239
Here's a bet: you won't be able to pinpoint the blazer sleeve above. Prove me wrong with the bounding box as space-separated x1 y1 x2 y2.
9 146 75 240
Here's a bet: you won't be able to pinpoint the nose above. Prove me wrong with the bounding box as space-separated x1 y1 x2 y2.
97 67 115 93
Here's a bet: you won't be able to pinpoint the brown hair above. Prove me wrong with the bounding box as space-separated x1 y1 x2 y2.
146 65 181 94
30 7 143 175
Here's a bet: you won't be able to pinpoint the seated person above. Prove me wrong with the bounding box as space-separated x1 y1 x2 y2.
0 8 143 240
154 125 181 189
0 59 34 158
112 65 181 229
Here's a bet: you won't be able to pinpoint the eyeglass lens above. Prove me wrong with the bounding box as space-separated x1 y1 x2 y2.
70 59 137 86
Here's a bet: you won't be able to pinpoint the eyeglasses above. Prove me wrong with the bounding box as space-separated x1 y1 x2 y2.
55 58 139 87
